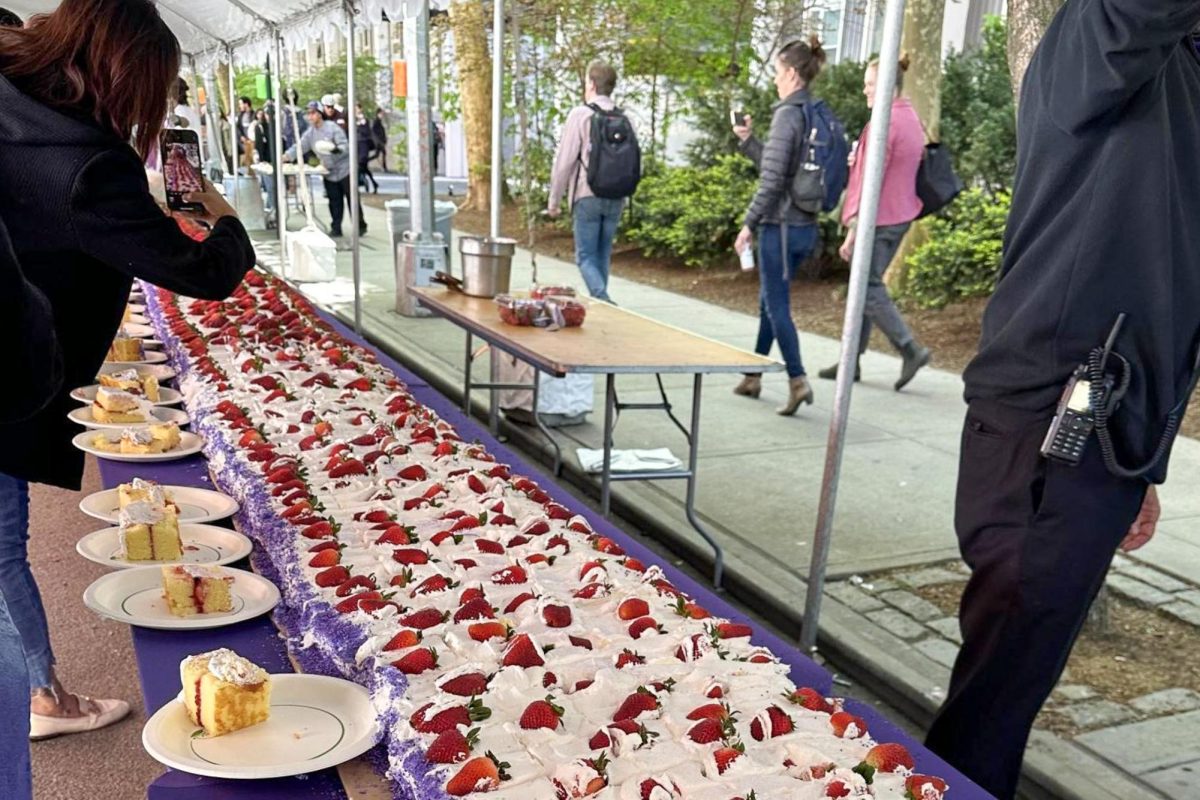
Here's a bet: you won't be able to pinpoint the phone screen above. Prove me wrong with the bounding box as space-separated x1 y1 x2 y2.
161 130 204 211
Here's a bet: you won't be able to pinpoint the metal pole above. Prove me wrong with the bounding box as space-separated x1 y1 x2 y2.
227 46 239 211
187 55 205 163
489 0 503 238
346 1 363 335
800 0 908 653
404 0 435 237
272 32 287 264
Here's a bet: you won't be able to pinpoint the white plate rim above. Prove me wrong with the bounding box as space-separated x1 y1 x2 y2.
78 486 239 524
67 406 189 430
72 430 204 463
105 350 169 366
96 363 178 381
76 524 252 570
141 673 378 780
127 314 150 325
82 565 279 630
70 385 183 406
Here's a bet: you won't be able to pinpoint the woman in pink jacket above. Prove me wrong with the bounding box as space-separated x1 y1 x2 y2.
820 55 932 391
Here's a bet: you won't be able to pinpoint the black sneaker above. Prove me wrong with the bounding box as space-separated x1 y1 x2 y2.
818 362 861 381
895 343 932 391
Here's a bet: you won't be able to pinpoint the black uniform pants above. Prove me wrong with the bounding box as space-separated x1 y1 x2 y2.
926 399 1147 799
323 176 366 237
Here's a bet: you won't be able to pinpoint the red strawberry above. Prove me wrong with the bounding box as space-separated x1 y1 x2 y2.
440 672 490 697
329 459 366 478
459 587 486 604
314 566 350 587
579 560 606 581
749 706 794 741
628 618 662 639
411 698 491 734
787 687 835 714
334 590 381 613
468 621 509 642
393 647 437 675
476 539 506 555
713 747 742 775
425 727 479 765
573 582 608 600
395 464 427 481
614 649 644 669
904 775 949 800
502 634 544 668
612 688 659 722
592 536 623 555
588 729 611 750
569 635 593 651
522 520 551 536
467 474 488 494
618 598 650 620
492 565 528 585
383 629 422 651
519 698 564 730
542 672 558 689
622 557 647 573
687 718 726 744
309 549 340 568
446 754 508 796
503 592 537 613
715 622 753 639
687 703 731 722
454 598 496 622
401 607 449 630
542 604 572 628
826 781 851 798
335 575 377 597
392 548 430 565
830 711 868 739
504 535 529 548
432 441 457 457
412 574 456 596
854 743 915 783
544 502 571 520
673 597 711 619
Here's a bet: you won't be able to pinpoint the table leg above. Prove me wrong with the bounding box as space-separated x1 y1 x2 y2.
462 331 472 414
601 374 616 517
489 349 500 437
530 369 563 476
684 374 724 589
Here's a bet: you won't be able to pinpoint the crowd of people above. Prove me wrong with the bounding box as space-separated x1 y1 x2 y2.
1 1 1198 800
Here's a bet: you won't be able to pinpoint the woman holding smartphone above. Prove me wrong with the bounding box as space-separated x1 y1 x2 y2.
0 0 253 744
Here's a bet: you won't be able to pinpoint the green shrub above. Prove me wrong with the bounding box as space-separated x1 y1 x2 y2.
901 188 1010 308
623 155 757 267
810 60 870 139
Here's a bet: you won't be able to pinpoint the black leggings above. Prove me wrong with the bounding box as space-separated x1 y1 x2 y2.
358 159 377 192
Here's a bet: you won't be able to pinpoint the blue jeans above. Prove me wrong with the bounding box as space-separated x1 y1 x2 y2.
572 196 623 302
755 223 818 378
0 598 30 798
0 473 54 690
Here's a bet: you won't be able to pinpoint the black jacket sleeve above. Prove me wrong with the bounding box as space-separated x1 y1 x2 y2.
738 136 765 170
1040 0 1200 131
0 215 62 423
743 105 802 230
69 149 255 300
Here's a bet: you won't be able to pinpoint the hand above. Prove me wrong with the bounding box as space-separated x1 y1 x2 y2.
838 231 855 262
732 115 752 142
177 178 238 227
546 206 561 220
1120 485 1160 552
735 226 753 255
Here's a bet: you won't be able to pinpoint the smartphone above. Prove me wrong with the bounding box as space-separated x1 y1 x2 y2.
161 129 205 212
730 109 750 127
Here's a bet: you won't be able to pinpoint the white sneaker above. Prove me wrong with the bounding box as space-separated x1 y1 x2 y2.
29 697 130 741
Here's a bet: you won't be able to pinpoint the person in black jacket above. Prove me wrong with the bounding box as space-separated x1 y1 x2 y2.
925 3 1200 798
732 38 826 416
0 0 254 744
371 108 389 172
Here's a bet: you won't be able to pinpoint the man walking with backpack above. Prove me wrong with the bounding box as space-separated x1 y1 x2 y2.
547 61 641 302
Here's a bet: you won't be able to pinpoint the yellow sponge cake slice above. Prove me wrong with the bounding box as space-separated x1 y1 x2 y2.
161 565 234 616
118 501 182 561
180 648 271 737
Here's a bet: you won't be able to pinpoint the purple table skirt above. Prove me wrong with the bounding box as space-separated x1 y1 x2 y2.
98 298 989 800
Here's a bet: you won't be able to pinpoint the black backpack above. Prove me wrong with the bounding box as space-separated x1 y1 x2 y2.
584 103 641 199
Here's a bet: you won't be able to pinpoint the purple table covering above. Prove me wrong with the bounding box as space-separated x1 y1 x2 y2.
98 298 989 799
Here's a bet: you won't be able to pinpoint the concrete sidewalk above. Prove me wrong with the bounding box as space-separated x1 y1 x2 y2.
257 197 1200 799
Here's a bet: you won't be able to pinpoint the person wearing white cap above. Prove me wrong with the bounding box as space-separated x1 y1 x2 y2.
321 94 347 134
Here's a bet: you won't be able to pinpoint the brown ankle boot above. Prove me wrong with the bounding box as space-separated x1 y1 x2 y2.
733 374 762 399
777 376 814 416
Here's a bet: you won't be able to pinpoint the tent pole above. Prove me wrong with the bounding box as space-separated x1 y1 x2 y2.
800 0 908 653
272 31 288 269
227 45 239 212
489 0 503 238
346 1 363 335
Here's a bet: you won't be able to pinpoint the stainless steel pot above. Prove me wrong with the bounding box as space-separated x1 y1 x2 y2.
458 236 516 298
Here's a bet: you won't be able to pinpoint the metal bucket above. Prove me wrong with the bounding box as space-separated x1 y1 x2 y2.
458 236 516 298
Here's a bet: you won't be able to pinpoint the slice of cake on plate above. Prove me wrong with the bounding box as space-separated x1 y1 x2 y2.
111 422 180 454
180 648 271 736
161 565 234 616
98 368 160 402
118 478 178 513
118 501 182 561
106 332 144 363
91 386 151 424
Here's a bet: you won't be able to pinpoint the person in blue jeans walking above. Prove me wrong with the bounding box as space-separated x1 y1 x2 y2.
732 38 829 416
546 61 630 302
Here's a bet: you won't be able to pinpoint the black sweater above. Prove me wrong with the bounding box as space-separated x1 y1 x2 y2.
963 0 1200 483
0 74 255 489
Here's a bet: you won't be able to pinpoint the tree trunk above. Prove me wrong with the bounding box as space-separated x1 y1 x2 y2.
1007 0 1064 105
449 0 494 211
886 0 945 294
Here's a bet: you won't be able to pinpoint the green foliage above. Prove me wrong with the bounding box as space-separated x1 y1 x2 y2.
683 83 777 166
508 140 557 220
291 55 385 111
623 155 757 267
810 60 870 138
901 188 1010 308
940 16 1016 192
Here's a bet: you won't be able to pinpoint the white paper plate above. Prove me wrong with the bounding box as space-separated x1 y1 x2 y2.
128 314 150 325
123 323 155 338
96 362 177 382
71 385 183 406
83 565 279 630
105 350 169 366
143 674 378 780
68 405 189 430
77 524 252 569
80 485 239 524
72 430 204 462
127 303 146 314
